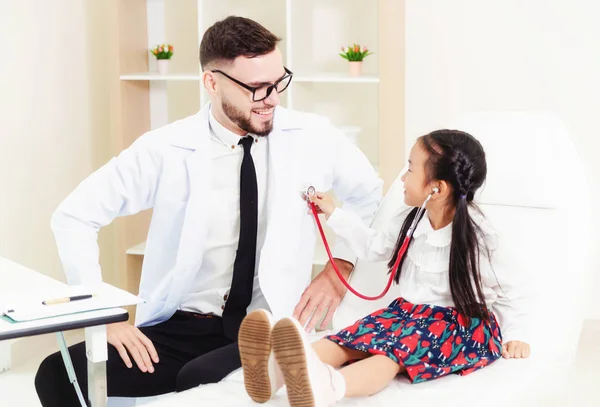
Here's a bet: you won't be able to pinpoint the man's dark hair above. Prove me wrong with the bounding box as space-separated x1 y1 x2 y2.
200 16 281 70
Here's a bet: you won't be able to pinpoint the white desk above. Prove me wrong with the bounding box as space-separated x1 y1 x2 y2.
0 257 129 407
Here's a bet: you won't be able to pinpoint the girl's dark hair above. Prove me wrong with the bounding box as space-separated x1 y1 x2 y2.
200 16 281 70
388 130 490 321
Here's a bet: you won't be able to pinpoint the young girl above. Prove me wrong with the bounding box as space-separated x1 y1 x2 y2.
237 130 531 407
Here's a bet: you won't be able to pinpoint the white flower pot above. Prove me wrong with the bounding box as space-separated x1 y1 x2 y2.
349 61 363 77
157 59 169 75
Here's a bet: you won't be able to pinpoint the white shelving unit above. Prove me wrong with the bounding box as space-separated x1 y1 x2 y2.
119 73 202 81
126 227 332 263
121 0 380 260
123 0 379 149
120 72 379 84
125 242 147 256
293 74 379 84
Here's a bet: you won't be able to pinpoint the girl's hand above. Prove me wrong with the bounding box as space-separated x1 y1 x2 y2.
308 192 337 218
502 340 530 359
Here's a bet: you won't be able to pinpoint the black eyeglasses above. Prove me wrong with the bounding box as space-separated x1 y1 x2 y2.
210 67 293 102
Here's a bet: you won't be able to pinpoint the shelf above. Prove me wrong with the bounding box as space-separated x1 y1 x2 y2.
119 72 378 84
120 73 201 81
127 240 330 267
293 74 379 84
126 242 146 256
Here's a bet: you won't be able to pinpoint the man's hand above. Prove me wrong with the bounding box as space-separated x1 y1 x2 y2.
502 340 530 359
107 322 159 373
293 259 353 332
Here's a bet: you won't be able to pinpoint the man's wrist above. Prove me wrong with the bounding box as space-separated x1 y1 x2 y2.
331 241 357 269
331 258 354 277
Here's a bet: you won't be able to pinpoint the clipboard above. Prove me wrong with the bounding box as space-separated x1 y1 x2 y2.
1 282 143 322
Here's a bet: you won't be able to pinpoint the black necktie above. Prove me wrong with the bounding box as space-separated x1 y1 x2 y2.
223 136 258 340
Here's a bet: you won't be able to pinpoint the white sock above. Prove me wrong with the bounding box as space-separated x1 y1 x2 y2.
329 366 347 401
270 353 285 390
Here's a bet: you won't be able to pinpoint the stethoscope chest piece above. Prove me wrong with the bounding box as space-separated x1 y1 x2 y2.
305 186 316 203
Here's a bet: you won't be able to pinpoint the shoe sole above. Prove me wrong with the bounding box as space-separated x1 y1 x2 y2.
238 310 274 403
272 318 316 407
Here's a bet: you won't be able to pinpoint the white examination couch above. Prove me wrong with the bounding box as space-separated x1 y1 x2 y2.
115 111 590 407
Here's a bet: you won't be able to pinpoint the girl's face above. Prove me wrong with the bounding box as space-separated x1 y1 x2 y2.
401 141 435 207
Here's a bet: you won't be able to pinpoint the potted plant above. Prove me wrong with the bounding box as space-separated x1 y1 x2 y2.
150 44 174 75
339 44 373 77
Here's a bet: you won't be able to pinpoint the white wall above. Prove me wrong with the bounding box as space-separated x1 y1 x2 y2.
0 0 119 282
405 0 600 317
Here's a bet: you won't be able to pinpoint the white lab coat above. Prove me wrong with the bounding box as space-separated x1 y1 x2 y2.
51 104 383 326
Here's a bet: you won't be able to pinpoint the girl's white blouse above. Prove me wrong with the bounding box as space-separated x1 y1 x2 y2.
327 206 530 344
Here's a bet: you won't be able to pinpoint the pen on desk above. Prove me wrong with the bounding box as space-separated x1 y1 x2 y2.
42 294 94 306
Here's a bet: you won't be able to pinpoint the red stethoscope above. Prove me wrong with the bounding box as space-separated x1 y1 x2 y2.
305 186 438 301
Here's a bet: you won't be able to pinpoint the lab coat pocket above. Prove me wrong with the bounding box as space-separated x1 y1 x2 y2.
149 199 188 254
137 300 167 327
152 199 188 224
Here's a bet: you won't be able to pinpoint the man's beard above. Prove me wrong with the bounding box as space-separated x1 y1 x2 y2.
222 97 274 137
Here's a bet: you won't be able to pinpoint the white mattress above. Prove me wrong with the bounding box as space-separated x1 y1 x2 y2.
138 332 568 407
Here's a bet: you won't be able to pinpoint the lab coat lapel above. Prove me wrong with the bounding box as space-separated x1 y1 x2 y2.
171 106 212 273
261 108 305 271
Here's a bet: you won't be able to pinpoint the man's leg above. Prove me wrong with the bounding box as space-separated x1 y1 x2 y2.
175 342 241 392
35 312 231 407
35 335 187 407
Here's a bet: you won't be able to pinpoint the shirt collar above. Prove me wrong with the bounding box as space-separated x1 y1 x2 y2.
412 213 453 247
209 109 258 149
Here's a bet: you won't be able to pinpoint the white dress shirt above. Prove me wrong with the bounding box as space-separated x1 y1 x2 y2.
326 206 530 344
179 111 270 316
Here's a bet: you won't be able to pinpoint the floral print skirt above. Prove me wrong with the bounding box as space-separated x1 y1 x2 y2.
326 297 503 383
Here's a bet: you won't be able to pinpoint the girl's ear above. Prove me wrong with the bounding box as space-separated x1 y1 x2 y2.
431 180 450 200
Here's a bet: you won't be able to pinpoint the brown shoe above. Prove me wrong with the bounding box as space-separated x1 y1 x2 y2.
238 309 283 403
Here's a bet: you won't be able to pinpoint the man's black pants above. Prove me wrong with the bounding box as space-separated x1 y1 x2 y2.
35 311 241 406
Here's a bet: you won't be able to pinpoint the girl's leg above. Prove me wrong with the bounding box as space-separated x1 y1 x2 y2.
311 339 370 368
339 355 405 397
312 339 403 397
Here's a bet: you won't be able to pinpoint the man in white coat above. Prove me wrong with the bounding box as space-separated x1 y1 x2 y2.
35 16 382 406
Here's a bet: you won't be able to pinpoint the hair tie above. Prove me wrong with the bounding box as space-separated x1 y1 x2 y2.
460 194 467 200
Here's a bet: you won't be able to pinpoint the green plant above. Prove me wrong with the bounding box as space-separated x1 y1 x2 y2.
339 44 372 62
150 44 174 60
